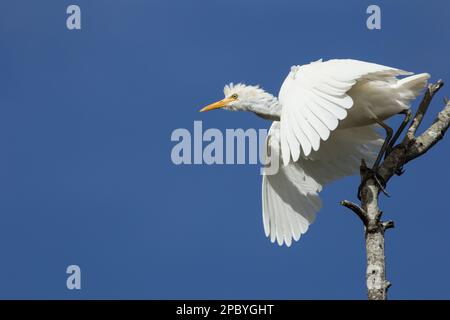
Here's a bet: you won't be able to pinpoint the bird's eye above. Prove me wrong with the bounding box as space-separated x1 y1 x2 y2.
231 94 238 100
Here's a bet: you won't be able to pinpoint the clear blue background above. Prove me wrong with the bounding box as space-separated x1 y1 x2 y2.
0 0 449 299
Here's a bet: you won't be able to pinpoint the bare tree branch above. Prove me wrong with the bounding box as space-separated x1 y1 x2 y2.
382 220 395 231
340 200 368 225
406 99 450 161
405 80 444 140
341 80 449 300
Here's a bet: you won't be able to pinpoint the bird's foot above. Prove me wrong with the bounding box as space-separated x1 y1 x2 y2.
357 167 390 200
395 166 405 176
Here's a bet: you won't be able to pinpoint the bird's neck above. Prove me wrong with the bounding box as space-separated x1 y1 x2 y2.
249 94 282 121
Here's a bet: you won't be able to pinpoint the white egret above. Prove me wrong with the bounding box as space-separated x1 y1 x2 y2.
200 59 429 247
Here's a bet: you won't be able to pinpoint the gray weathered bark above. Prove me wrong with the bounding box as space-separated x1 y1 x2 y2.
341 80 450 300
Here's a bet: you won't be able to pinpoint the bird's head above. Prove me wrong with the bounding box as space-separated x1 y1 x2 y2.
200 83 281 120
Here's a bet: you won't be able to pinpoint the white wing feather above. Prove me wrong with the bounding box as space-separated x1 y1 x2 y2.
262 122 382 246
279 59 411 165
261 59 429 247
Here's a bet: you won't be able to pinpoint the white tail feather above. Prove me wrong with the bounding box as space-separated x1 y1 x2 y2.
396 73 430 101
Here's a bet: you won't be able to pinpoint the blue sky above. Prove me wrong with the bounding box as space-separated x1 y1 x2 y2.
0 0 449 299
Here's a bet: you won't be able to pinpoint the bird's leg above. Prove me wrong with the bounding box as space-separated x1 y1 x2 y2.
373 119 393 170
385 109 412 175
357 119 393 200
385 109 412 157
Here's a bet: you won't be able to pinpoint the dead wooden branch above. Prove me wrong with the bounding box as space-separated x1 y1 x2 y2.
341 80 449 300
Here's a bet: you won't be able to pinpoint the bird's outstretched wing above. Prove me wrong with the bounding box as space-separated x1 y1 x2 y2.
279 59 410 165
262 122 382 246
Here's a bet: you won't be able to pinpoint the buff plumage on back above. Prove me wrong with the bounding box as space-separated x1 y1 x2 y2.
278 59 411 166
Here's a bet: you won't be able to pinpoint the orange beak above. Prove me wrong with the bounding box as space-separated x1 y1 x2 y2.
199 97 235 112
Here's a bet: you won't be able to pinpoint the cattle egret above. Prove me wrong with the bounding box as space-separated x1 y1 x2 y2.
200 59 429 247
